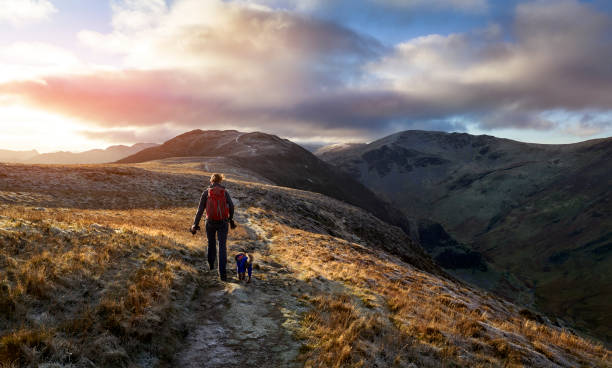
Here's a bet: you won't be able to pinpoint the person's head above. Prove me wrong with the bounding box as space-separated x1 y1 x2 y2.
210 173 224 184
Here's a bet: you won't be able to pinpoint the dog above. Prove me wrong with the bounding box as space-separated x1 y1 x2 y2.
235 252 253 283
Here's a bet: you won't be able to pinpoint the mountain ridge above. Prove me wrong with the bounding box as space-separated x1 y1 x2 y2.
0 143 158 164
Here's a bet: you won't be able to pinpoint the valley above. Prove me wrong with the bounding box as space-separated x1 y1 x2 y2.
318 130 612 344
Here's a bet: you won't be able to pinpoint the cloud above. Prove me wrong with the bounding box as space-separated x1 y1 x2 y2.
0 0 56 26
78 124 182 144
244 0 488 38
0 70 234 127
479 109 555 131
367 0 612 131
0 42 84 82
383 0 487 11
1 0 612 143
110 0 168 31
3 0 389 132
251 0 487 13
562 112 612 137
77 0 384 103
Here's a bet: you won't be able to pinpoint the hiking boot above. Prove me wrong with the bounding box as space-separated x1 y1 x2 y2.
220 275 227 282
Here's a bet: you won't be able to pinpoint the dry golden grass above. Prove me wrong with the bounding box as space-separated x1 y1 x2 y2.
0 205 210 366
298 293 394 368
254 217 611 368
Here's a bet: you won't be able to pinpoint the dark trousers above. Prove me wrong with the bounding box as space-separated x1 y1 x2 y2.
206 221 229 279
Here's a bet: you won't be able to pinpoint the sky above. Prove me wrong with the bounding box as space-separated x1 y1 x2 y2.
0 0 611 152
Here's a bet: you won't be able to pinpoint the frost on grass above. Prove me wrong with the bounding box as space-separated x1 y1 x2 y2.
0 214 205 367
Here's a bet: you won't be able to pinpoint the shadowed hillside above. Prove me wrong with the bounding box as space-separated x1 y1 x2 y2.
0 161 609 367
318 130 612 344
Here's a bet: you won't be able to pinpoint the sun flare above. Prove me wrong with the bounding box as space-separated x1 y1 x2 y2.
0 104 103 153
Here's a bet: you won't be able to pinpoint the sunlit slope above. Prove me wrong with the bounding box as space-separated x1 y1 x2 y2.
0 162 609 367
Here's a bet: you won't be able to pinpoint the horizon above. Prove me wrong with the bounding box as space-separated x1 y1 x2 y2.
3 128 612 155
1 0 612 152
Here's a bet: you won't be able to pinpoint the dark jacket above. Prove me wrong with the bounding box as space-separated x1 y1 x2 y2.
193 183 234 227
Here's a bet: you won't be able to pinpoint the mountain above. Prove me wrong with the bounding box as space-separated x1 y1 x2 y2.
317 130 612 344
0 144 158 164
0 149 39 163
0 161 609 367
118 130 413 236
26 143 159 164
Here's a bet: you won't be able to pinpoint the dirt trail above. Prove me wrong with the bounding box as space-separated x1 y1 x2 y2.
174 210 305 368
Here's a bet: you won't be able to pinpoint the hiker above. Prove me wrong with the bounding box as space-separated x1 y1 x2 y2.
191 173 236 281
235 252 253 283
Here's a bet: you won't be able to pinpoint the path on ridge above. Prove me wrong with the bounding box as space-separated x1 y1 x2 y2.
174 209 305 368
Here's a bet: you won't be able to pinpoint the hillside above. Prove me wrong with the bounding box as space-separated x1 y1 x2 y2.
1 161 610 367
118 130 412 234
317 130 612 344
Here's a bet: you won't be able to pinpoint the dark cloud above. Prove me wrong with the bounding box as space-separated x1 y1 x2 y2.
368 0 612 132
478 109 554 130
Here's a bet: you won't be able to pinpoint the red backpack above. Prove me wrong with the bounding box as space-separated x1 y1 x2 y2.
206 186 229 221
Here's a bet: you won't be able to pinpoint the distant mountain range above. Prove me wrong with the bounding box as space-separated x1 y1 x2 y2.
317 130 612 344
0 149 39 163
0 143 158 164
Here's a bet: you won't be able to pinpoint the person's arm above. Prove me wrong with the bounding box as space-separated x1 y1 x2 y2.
225 190 234 221
193 190 208 227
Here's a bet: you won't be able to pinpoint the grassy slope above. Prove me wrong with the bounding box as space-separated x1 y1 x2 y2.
0 162 609 367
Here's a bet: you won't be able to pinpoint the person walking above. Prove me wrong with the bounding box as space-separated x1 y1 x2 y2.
191 173 236 281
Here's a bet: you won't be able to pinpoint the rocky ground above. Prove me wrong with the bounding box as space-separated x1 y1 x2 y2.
176 212 304 368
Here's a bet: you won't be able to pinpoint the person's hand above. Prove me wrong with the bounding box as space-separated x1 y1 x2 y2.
230 219 237 229
190 225 200 235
